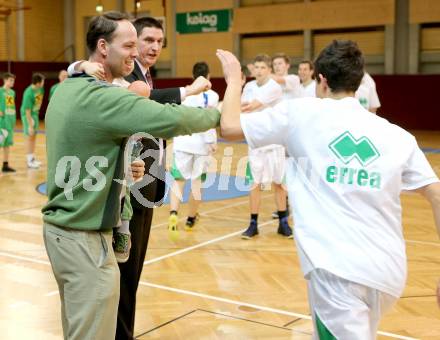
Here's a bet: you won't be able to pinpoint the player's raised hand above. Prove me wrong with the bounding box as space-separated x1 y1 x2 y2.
216 49 241 86
185 76 212 96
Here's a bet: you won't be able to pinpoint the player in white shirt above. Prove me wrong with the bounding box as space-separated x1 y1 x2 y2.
168 62 219 238
271 53 301 100
216 41 440 339
270 53 300 218
241 54 292 239
297 60 316 98
355 72 381 113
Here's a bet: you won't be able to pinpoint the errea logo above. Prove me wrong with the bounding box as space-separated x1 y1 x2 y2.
329 131 380 166
326 131 381 189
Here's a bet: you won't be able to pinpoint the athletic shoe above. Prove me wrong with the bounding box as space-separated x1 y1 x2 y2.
241 221 259 239
184 213 199 232
277 220 293 239
168 213 179 241
33 159 42 166
2 164 16 173
113 231 131 263
27 160 40 169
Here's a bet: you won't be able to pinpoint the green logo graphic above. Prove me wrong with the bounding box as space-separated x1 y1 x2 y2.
329 131 380 166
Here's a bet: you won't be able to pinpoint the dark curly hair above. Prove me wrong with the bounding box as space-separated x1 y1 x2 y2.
314 40 364 93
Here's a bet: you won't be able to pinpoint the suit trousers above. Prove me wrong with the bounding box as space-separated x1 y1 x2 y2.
115 185 157 339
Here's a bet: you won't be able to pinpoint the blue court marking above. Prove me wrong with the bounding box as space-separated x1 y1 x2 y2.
422 147 440 154
14 129 46 135
217 138 247 145
37 172 251 204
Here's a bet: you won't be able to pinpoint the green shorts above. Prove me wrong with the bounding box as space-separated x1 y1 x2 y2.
0 115 16 147
22 113 39 136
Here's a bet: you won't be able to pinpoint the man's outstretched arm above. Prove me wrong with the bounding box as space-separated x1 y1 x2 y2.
216 49 244 141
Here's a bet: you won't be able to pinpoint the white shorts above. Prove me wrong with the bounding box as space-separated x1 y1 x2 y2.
247 145 286 185
171 151 211 180
307 269 397 340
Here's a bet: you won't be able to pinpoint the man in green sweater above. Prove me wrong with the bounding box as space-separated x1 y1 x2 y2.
42 12 221 340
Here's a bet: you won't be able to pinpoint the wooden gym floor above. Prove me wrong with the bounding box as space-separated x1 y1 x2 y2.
0 126 439 340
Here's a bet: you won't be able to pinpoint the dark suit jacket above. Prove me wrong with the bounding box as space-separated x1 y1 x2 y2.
125 62 181 103
125 62 181 208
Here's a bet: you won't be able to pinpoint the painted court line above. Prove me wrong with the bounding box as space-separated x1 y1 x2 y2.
0 167 45 178
0 204 43 216
144 219 276 266
139 281 418 340
44 291 59 297
150 194 272 230
406 239 440 247
201 213 250 223
0 251 50 266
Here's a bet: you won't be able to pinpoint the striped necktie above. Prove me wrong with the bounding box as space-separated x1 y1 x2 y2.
145 69 153 89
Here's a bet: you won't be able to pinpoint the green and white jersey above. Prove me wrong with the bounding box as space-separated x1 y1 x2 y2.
20 85 44 116
42 76 220 231
361 72 381 109
241 96 439 298
0 88 16 116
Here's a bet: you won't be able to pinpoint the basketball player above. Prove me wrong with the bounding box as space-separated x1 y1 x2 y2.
216 41 440 339
0 73 17 172
297 60 316 98
271 53 301 100
241 54 292 239
168 62 219 238
20 73 45 169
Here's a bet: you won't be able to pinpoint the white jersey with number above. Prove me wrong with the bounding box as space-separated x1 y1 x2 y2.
297 80 316 98
173 90 219 155
240 96 438 298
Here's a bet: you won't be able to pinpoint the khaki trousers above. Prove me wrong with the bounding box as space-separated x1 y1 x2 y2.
43 223 120 340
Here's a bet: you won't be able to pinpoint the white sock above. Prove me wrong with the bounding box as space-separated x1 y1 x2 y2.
117 220 130 234
26 154 34 163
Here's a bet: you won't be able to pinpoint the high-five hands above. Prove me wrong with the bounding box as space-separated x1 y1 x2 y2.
216 49 242 86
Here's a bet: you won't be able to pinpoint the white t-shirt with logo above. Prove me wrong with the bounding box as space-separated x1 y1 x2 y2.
240 96 438 298
359 72 380 110
173 90 219 155
297 80 316 98
355 83 371 110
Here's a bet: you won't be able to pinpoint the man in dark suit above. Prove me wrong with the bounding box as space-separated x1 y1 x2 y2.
117 17 211 340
